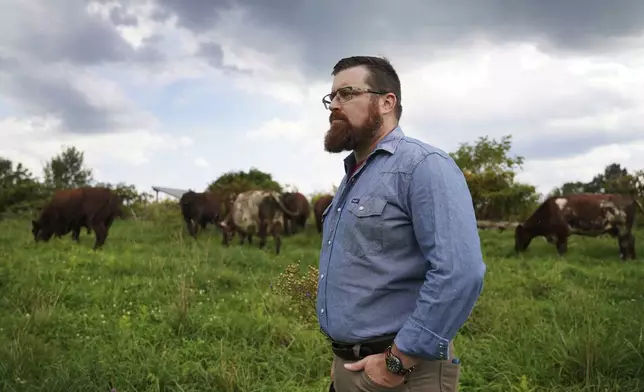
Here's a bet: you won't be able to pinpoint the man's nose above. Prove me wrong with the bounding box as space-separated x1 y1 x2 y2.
329 95 341 111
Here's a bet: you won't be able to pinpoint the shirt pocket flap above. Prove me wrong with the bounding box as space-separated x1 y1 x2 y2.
348 197 387 218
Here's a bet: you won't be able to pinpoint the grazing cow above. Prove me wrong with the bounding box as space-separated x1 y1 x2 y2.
282 192 310 235
515 193 644 260
179 190 224 237
313 194 334 234
32 187 124 250
220 190 300 254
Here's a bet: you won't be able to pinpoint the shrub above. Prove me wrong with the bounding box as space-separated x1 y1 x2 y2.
272 263 319 323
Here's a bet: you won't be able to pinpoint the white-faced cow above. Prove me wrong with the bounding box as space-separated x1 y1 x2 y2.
219 190 300 254
515 193 644 260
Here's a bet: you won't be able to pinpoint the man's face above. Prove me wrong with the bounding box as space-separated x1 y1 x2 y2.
324 66 383 154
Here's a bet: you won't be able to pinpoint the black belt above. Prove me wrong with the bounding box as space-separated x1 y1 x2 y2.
330 334 396 361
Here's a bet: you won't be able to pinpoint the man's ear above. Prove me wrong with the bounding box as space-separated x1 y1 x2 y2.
381 92 397 115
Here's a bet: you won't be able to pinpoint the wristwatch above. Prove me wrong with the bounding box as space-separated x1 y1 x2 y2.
384 345 415 376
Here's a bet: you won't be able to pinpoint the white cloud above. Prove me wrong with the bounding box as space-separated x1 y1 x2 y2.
518 141 644 195
3 1 644 202
236 39 644 197
193 157 209 167
0 116 189 184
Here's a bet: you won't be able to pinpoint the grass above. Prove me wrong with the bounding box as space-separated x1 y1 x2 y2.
0 210 643 392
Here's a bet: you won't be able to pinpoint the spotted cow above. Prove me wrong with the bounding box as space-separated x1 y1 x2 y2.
220 190 300 254
515 193 644 260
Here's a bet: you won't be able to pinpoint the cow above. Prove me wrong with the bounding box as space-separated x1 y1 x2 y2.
282 192 310 235
514 193 644 260
179 190 225 237
219 189 300 254
313 194 333 234
32 187 124 250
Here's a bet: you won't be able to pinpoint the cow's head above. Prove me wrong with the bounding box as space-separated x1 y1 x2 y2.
31 219 54 242
514 224 533 253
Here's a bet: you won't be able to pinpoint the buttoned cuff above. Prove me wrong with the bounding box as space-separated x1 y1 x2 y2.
393 318 450 361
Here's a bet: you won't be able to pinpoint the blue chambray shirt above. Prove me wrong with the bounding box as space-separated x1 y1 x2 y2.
316 126 486 361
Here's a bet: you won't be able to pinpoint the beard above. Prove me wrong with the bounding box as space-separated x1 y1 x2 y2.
324 98 383 153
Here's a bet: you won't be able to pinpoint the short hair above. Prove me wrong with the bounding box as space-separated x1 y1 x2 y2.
331 55 402 120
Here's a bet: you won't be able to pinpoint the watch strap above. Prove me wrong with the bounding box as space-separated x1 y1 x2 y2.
384 345 414 376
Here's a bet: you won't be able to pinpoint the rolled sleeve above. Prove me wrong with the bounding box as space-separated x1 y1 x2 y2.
394 152 486 360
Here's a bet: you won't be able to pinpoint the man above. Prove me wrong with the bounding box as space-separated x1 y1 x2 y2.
317 55 486 392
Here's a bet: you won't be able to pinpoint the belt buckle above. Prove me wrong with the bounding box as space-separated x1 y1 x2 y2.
352 343 361 359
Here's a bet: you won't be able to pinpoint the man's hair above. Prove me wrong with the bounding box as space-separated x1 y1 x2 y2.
331 55 402 120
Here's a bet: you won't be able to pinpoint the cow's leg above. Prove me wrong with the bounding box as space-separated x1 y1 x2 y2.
272 224 282 255
618 233 635 260
555 235 568 256
185 217 196 237
258 221 268 249
71 224 81 242
92 222 108 250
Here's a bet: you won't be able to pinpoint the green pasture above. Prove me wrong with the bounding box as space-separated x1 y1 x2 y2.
0 212 642 391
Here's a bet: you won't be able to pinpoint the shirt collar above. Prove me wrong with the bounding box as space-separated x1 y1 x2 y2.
343 125 404 174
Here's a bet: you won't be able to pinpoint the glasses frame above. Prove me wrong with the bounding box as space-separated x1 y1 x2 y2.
322 86 390 110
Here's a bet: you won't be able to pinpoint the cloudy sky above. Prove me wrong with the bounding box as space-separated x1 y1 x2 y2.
2 0 644 198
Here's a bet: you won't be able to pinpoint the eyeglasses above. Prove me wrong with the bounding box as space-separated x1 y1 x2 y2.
321 86 389 110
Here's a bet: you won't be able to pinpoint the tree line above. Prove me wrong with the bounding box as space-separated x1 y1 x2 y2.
2 136 643 222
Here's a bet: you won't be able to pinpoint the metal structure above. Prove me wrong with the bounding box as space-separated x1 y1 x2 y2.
151 186 192 201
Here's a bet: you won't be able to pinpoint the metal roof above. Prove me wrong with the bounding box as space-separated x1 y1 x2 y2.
151 186 192 199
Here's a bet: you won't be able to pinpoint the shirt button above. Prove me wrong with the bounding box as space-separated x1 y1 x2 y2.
358 206 364 211
320 274 324 279
337 207 341 212
321 308 324 313
327 240 331 245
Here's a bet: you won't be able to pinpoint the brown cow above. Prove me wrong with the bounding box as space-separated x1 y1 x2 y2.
32 187 124 250
313 194 333 234
179 190 224 237
282 192 310 235
515 193 644 260
220 189 300 254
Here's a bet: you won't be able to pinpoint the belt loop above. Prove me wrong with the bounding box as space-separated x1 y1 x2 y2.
352 343 361 359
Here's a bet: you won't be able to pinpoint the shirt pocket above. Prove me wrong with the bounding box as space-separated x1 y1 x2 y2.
342 196 387 258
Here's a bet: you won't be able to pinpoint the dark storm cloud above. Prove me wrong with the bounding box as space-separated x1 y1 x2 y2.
109 5 139 26
197 42 247 74
0 1 163 134
0 58 153 134
514 130 644 160
153 0 644 77
2 1 163 66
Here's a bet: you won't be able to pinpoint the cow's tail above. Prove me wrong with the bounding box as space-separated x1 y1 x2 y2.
271 193 300 218
634 198 644 214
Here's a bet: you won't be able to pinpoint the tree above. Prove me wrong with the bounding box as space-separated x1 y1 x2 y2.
207 167 283 199
0 157 48 214
550 163 643 197
43 145 93 190
450 135 540 221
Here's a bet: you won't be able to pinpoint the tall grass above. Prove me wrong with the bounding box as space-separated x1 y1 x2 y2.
0 212 642 391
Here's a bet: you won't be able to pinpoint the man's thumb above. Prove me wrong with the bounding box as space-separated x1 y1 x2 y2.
344 358 366 371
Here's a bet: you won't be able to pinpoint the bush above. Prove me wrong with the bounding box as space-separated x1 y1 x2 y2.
272 263 319 324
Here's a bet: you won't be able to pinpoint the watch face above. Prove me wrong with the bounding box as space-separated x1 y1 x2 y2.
386 355 403 373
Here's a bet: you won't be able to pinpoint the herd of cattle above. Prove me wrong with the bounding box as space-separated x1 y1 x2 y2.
29 186 643 259
179 188 333 254
29 186 335 254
